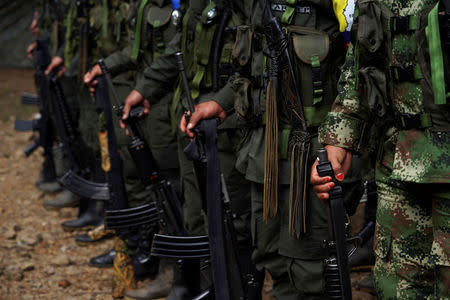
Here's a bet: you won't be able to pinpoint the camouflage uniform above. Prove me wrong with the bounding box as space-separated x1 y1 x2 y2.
318 0 450 298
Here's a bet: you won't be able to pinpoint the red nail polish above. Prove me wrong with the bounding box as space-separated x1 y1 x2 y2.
329 183 334 189
336 173 344 181
326 177 332 182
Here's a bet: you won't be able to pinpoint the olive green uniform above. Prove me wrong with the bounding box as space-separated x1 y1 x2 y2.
213 1 363 298
136 0 253 241
103 0 180 207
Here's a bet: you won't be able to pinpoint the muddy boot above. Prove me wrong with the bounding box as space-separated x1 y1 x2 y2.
43 189 79 210
359 273 375 294
112 238 137 298
89 248 116 268
126 260 174 299
349 237 375 271
61 199 103 231
76 223 115 246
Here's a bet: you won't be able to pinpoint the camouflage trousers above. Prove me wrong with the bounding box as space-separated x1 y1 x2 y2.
374 179 450 299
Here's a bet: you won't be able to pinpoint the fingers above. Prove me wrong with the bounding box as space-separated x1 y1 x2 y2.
341 151 353 178
180 114 188 134
142 99 151 115
185 111 202 138
57 66 66 77
310 160 332 185
122 90 145 120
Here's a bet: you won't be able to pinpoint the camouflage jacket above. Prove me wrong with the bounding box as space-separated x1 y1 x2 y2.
319 0 450 183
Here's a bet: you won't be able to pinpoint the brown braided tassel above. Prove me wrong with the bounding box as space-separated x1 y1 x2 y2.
263 77 279 222
112 237 136 298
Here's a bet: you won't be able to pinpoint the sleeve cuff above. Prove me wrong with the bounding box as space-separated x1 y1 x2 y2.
318 112 367 152
211 78 236 112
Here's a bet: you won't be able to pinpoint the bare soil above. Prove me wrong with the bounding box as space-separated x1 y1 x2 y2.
0 68 375 299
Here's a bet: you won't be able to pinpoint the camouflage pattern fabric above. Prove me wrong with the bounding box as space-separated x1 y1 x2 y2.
374 180 450 299
319 0 450 184
319 0 450 297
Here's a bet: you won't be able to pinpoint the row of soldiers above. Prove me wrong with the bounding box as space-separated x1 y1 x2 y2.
25 0 449 299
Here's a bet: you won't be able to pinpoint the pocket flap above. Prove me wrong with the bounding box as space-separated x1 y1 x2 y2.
147 5 172 26
292 29 329 64
232 26 253 66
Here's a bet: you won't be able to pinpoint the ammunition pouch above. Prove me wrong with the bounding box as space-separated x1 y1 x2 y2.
288 26 344 127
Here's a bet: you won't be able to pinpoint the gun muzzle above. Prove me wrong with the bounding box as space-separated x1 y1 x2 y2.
24 141 40 157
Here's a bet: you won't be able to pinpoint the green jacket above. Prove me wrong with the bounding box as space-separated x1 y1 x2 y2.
135 0 250 131
212 0 347 184
319 0 450 183
103 0 179 170
63 0 130 77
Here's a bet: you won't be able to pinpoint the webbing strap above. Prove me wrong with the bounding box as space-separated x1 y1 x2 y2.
311 55 323 105
170 81 182 134
190 20 217 99
281 0 296 25
426 3 448 104
131 0 149 60
153 20 165 60
102 0 108 39
390 15 419 33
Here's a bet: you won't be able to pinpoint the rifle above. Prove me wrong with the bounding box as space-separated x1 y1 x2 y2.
20 93 40 106
47 71 110 200
15 39 57 188
177 51 245 300
316 148 352 300
98 59 185 235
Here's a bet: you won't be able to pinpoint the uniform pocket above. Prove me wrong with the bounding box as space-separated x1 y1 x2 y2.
374 224 392 260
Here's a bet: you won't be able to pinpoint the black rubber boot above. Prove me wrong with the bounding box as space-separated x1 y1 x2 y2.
61 199 103 231
89 248 115 268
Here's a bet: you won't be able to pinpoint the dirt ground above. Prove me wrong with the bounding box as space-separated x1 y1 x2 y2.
0 68 376 299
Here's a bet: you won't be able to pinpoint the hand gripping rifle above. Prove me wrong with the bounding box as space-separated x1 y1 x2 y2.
316 148 352 300
97 59 185 236
177 51 245 300
94 74 159 236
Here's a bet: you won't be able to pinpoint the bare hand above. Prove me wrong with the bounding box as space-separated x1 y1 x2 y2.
27 42 37 60
179 101 227 139
120 90 151 135
83 64 102 96
310 145 352 201
45 56 66 77
30 12 39 37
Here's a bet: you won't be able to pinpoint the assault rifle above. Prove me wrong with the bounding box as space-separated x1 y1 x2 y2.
46 72 109 200
16 39 53 155
97 59 185 236
15 39 56 187
178 51 245 300
316 148 352 299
